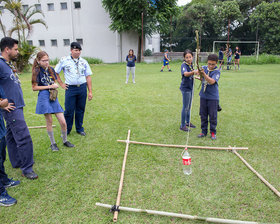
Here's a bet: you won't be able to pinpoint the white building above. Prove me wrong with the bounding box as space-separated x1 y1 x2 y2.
0 0 160 63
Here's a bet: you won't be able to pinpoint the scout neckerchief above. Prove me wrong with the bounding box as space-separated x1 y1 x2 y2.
0 56 21 84
71 56 80 76
203 66 218 92
41 67 54 85
183 61 194 80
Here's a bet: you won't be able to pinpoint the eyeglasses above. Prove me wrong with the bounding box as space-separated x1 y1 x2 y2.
40 60 49 63
208 63 216 66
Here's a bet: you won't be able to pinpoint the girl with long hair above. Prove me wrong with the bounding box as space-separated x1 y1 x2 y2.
31 51 74 151
125 49 137 84
234 46 241 70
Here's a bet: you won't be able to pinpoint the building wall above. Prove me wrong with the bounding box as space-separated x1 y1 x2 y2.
0 0 160 63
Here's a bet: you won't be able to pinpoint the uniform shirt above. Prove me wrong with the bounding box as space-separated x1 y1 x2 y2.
219 50 224 60
180 62 194 92
55 56 92 85
36 67 57 87
126 55 136 67
199 65 220 100
163 53 169 61
0 58 25 108
235 50 241 59
0 86 6 139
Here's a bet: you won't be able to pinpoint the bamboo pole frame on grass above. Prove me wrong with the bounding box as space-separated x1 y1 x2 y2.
28 125 56 129
96 202 259 224
117 140 248 151
113 130 131 222
233 150 280 198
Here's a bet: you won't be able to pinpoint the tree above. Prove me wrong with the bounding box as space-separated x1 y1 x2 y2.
250 1 280 54
102 0 178 61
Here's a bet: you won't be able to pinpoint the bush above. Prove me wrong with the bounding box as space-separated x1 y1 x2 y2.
16 41 37 72
238 54 280 65
83 57 103 64
144 49 152 56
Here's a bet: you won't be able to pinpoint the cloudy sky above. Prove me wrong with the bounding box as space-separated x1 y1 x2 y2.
177 0 191 6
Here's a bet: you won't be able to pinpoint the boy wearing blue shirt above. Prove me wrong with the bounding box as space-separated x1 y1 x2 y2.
160 49 172 72
197 54 220 140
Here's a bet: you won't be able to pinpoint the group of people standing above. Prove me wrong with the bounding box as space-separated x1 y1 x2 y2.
218 46 241 70
0 37 92 206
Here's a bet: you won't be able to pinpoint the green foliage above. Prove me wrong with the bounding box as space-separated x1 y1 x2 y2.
16 40 37 72
143 49 152 56
49 58 60 66
1 63 280 223
250 2 280 54
83 57 103 64
241 54 280 65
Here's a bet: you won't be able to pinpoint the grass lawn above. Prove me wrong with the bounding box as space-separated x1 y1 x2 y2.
1 62 280 223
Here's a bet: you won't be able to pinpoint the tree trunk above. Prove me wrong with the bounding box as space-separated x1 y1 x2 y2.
137 35 142 63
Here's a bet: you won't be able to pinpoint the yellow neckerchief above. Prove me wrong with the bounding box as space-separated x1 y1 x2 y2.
41 67 54 85
184 61 194 71
0 56 21 84
203 66 218 92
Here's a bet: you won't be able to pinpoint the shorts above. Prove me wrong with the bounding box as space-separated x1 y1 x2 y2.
163 60 169 66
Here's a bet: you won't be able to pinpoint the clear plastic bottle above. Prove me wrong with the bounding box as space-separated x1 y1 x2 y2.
182 147 192 175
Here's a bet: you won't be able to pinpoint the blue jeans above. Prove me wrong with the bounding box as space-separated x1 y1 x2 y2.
181 90 192 128
65 83 87 134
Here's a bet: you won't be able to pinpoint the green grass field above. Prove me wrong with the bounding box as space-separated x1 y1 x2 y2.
1 62 280 223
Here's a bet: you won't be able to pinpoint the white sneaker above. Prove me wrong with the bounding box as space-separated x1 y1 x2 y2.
133 81 136 84
125 81 128 84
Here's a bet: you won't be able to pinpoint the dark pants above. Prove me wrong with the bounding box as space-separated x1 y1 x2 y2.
64 83 87 134
2 108 34 174
199 98 218 135
0 137 8 194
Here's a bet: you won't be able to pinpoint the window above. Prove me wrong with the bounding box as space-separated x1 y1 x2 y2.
0 6 4 13
35 4 41 11
148 37 152 45
39 40 45 47
22 4 28 13
63 39 70 46
74 2 81 9
48 3 54 11
61 2 67 10
51 39 57 46
76 38 83 45
27 40 33 46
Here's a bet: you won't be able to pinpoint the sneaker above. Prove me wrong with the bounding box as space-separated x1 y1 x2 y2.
125 81 128 84
186 123 196 128
180 126 190 132
197 133 206 138
0 190 17 207
63 141 75 147
50 143 59 151
210 132 216 140
160 70 163 72
133 81 136 84
168 69 172 72
3 178 20 189
22 171 38 180
217 104 222 112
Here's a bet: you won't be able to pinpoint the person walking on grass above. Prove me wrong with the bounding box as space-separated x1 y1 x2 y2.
197 54 221 140
0 37 38 180
180 50 197 132
32 51 74 152
160 49 172 72
0 90 19 207
234 46 241 70
125 49 137 84
55 42 93 136
218 47 224 70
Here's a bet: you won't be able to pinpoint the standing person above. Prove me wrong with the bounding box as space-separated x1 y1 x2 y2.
55 42 93 136
0 37 38 179
160 49 172 72
125 49 137 84
32 51 74 151
0 91 19 207
226 45 232 70
234 46 241 70
197 54 221 140
180 49 197 132
218 47 224 70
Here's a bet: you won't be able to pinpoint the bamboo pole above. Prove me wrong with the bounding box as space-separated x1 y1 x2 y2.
96 202 259 224
232 150 280 198
113 130 131 222
117 140 248 151
28 125 56 129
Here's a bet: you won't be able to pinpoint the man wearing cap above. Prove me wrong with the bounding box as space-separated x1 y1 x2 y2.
55 42 93 136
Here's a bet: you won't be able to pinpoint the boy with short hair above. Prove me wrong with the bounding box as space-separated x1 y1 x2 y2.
160 49 172 72
197 54 221 140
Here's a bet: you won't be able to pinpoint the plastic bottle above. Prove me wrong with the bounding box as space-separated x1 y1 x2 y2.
182 147 192 175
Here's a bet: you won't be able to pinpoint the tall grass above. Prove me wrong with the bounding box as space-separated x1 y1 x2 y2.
241 54 280 64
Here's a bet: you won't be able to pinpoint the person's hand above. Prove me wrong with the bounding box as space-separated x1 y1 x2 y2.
0 99 9 108
88 92 93 101
4 103 15 112
50 83 59 89
60 83 68 90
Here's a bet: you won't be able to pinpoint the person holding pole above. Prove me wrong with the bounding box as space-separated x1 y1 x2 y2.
31 51 74 151
55 42 93 136
0 37 38 180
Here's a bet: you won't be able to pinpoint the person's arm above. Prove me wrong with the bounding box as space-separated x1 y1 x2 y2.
86 76 93 101
183 70 196 77
32 83 59 91
199 70 216 85
56 73 68 90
